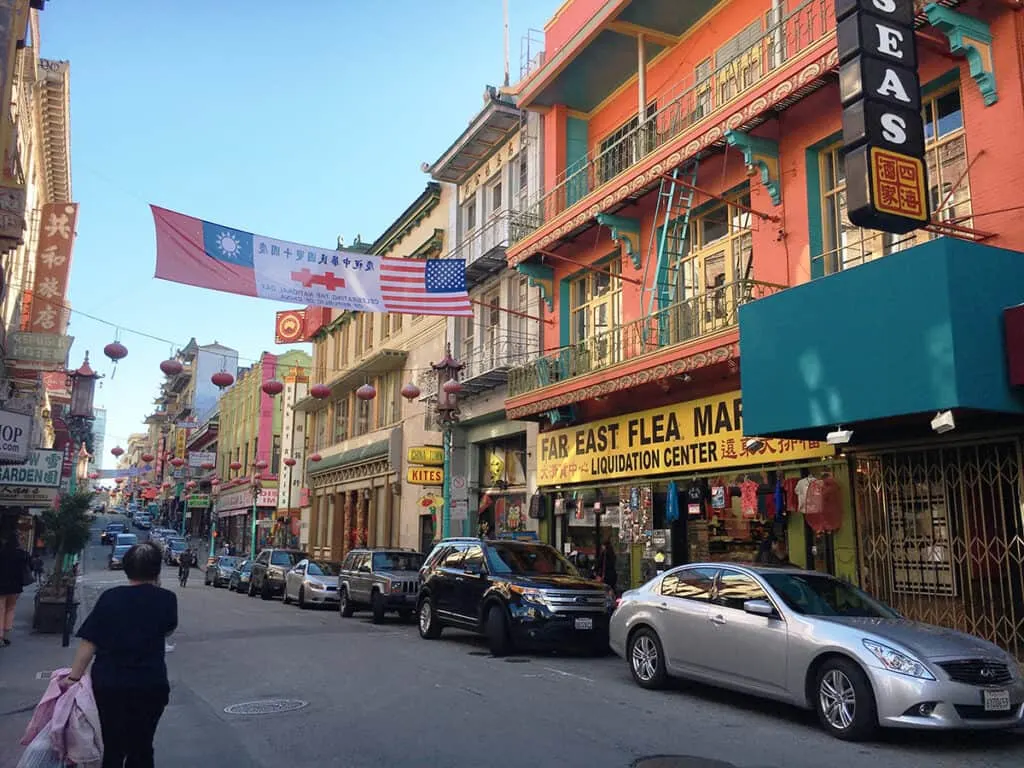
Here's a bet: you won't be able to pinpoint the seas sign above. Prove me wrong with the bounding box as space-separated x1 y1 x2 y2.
837 0 929 233
0 449 62 488
537 391 834 485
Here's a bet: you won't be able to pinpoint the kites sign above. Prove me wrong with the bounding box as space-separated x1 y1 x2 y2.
151 206 472 317
837 0 928 234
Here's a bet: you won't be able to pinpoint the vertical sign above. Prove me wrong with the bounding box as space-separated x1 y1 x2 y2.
28 203 79 334
837 0 928 233
175 428 187 460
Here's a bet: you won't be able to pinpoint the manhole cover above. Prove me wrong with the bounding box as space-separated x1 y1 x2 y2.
467 651 491 657
633 758 736 768
503 657 530 664
223 699 308 716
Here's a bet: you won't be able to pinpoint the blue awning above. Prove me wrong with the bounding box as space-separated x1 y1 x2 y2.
738 238 1024 438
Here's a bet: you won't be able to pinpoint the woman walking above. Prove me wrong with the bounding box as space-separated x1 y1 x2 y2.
0 533 30 647
61 541 177 767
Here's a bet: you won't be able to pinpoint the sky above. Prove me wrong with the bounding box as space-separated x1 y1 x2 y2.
42 0 560 468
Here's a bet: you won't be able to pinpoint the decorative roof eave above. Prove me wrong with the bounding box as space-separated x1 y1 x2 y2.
411 228 445 259
38 59 71 203
371 182 441 257
428 94 522 184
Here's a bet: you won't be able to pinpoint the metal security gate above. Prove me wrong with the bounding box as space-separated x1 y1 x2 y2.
855 438 1024 658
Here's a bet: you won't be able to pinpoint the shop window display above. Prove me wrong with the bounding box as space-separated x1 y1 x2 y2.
476 436 529 537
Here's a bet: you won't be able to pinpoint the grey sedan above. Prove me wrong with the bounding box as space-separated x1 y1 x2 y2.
205 556 243 588
283 559 341 608
610 563 1023 740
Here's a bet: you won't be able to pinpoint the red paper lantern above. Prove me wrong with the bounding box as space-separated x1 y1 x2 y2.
254 459 268 471
310 383 331 399
141 453 155 463
170 457 185 468
442 378 463 396
283 457 296 467
159 359 183 376
400 382 421 400
114 478 124 484
356 383 376 401
229 461 242 471
200 461 215 470
309 453 322 463
87 472 99 480
211 370 234 389
103 341 127 362
262 379 284 396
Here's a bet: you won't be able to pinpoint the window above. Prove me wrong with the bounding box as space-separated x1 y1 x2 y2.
354 393 372 437
490 180 504 215
462 545 485 572
715 19 764 105
818 84 970 275
483 289 501 369
391 312 403 335
364 314 374 351
517 154 529 209
660 567 718 601
715 570 770 611
354 314 365 356
694 59 713 118
333 396 349 442
271 434 281 475
314 339 327 382
597 104 657 184
510 276 531 357
332 329 342 373
569 257 623 368
461 312 475 363
376 372 400 429
338 321 349 367
668 190 752 330
464 199 477 234
441 546 466 569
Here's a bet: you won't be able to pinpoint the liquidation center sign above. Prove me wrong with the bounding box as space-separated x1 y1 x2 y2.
537 391 834 486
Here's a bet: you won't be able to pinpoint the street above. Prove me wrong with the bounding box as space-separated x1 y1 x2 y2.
2 519 1023 768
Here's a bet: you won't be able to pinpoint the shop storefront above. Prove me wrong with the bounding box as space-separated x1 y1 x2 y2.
537 391 854 589
215 485 279 557
0 450 62 554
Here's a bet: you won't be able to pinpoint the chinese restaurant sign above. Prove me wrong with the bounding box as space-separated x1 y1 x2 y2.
28 203 79 334
537 391 834 486
8 331 73 368
838 0 928 234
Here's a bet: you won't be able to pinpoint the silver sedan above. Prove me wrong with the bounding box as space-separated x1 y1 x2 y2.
609 563 1024 740
283 559 341 608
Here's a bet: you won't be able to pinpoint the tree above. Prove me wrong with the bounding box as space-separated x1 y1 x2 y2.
39 490 93 596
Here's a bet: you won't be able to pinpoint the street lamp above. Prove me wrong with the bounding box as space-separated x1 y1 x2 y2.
66 353 101 495
432 344 463 540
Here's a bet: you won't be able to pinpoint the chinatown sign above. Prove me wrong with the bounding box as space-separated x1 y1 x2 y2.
838 0 928 233
0 449 62 488
537 391 834 486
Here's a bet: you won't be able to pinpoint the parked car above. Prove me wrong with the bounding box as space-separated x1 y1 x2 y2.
338 548 424 623
248 549 308 600
205 555 241 587
610 563 1024 740
100 522 125 545
108 544 131 570
284 559 341 608
417 537 614 655
229 560 253 593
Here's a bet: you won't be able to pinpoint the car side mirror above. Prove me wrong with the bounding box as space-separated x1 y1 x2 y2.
743 599 776 618
464 564 484 577
358 565 370 573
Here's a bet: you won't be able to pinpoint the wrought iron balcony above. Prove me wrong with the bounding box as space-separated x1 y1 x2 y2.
509 0 838 244
507 279 785 398
451 211 514 290
459 334 541 397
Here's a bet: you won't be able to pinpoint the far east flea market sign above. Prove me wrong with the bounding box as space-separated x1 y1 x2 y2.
537 391 834 486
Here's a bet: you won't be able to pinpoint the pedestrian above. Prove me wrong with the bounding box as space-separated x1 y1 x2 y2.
61 541 177 768
0 533 31 647
31 550 44 584
178 551 190 587
757 536 795 566
597 539 618 593
220 541 230 557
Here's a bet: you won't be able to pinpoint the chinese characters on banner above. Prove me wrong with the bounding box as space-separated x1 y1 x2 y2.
27 202 78 334
837 0 929 233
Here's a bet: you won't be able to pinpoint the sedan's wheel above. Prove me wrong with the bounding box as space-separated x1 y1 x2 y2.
371 591 385 624
628 628 668 689
260 580 272 600
247 580 256 598
298 587 307 609
339 588 354 618
485 604 512 656
418 596 442 639
815 659 877 741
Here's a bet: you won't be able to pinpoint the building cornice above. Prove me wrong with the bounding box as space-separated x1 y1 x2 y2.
38 58 71 203
371 182 441 257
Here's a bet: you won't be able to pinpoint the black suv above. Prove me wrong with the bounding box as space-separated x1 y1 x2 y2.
417 537 615 655
248 548 308 600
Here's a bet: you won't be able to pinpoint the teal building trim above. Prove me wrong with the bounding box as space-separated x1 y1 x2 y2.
515 262 554 311
738 239 1024 438
725 130 781 205
925 4 997 106
805 131 842 280
596 212 641 269
565 117 589 206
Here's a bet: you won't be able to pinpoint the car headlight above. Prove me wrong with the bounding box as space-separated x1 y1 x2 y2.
863 639 935 680
516 588 549 607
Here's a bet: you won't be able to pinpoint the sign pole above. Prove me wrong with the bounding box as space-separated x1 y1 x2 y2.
441 427 451 540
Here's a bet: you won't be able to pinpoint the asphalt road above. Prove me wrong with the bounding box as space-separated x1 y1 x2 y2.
14 515 1024 767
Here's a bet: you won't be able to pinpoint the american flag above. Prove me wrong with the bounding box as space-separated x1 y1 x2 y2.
380 258 473 317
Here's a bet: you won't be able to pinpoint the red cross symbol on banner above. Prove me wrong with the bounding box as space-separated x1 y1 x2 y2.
290 268 347 292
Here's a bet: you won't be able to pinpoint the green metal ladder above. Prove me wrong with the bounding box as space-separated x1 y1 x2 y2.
642 157 700 347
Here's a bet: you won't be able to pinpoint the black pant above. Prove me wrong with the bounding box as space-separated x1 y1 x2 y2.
93 686 169 768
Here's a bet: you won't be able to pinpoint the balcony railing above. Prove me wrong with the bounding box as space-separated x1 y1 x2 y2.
458 211 514 267
460 334 541 395
507 278 785 398
509 0 838 244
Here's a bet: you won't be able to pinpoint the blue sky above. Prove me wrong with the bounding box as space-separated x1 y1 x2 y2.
43 0 559 467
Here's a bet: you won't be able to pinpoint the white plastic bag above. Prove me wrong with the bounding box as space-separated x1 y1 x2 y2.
16 723 66 768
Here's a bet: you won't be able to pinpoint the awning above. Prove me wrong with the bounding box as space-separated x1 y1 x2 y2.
294 349 407 413
428 97 522 184
738 238 1024 439
309 439 390 475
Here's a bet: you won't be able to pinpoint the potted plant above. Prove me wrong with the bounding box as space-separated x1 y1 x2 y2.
33 491 94 633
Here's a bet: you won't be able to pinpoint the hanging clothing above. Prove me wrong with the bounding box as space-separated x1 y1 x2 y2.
685 482 706 518
710 485 727 510
806 475 844 534
795 476 813 515
665 481 680 523
783 477 800 513
740 479 759 519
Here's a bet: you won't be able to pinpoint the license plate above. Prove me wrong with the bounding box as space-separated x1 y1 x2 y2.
983 689 1011 712
574 617 593 631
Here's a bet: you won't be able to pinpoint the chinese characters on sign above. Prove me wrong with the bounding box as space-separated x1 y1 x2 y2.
28 203 79 334
536 392 835 486
837 0 928 233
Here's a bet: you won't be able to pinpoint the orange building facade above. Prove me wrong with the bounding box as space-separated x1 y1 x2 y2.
503 0 1024 656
